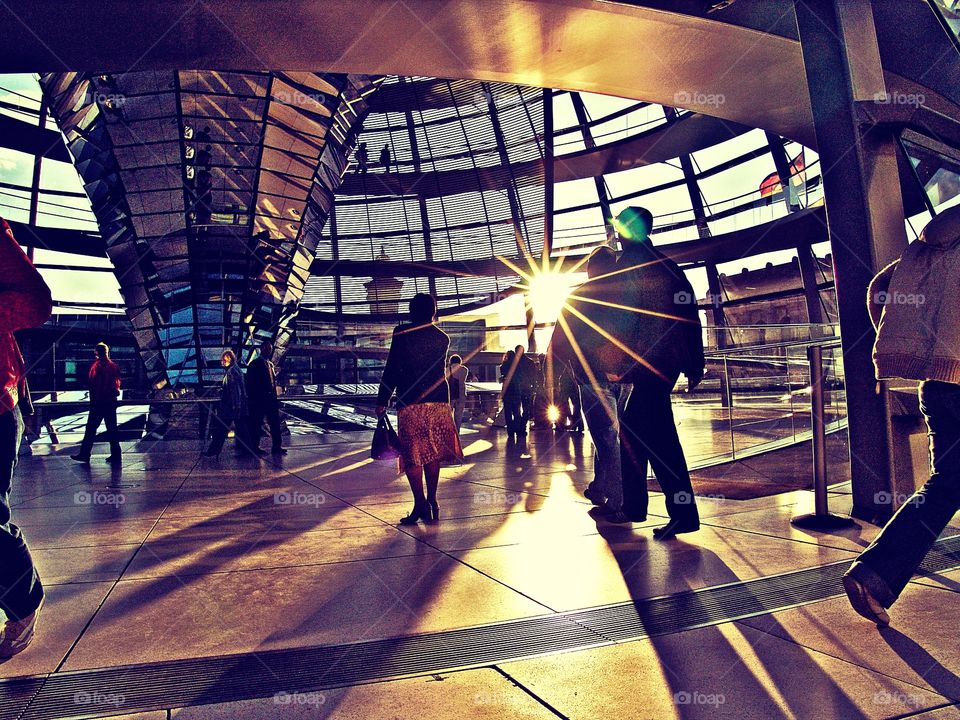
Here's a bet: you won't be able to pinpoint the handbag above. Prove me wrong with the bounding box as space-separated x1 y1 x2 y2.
370 413 401 461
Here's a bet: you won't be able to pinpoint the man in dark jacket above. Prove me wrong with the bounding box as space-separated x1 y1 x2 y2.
72 343 122 464
0 218 52 658
613 207 704 539
246 340 285 455
513 345 539 437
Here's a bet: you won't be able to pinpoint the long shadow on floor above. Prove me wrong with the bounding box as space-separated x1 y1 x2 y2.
597 522 870 719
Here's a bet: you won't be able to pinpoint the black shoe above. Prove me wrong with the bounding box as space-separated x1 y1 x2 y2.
105 455 122 465
202 448 220 457
427 499 440 524
842 575 890 628
70 454 90 464
653 519 699 540
583 485 604 507
400 502 430 526
271 447 287 455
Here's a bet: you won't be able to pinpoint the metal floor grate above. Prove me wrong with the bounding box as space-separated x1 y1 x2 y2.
5 535 960 720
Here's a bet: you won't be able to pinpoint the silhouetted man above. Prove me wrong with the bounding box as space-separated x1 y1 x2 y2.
246 340 285 455
0 218 52 658
356 142 369 173
379 143 391 172
613 207 704 539
513 345 538 438
72 343 122 464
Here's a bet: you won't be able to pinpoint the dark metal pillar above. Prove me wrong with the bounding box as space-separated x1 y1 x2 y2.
571 93 616 245
542 88 554 265
794 0 909 522
483 83 530 258
27 97 48 260
403 77 438 297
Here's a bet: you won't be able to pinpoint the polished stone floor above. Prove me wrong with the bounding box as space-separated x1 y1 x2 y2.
4 423 960 719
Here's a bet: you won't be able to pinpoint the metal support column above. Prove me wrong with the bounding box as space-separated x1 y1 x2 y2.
483 83 530 259
571 93 616 245
794 0 909 522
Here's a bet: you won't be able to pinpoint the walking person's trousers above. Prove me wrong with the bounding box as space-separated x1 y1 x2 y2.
249 402 283 452
847 380 960 607
0 408 44 621
620 378 698 523
77 400 121 458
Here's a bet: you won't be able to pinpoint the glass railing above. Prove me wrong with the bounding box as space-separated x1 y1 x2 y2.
682 335 846 468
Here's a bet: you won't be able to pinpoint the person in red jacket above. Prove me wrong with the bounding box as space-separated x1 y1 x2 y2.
0 217 52 658
71 342 122 464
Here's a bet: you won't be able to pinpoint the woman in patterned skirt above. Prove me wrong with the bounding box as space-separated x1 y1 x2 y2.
376 293 463 524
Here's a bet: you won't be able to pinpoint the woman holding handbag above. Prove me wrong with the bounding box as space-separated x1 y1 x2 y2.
376 293 463 525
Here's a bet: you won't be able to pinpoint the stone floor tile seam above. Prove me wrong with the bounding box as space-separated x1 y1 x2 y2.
116 546 446 581
490 665 571 719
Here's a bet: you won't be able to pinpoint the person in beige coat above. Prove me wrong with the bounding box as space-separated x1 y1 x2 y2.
843 204 960 627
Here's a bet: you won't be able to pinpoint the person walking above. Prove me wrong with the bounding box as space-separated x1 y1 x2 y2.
72 343 122 465
843 205 960 628
448 354 470 433
513 345 538 438
355 142 369 174
0 217 52 658
379 143 391 172
204 350 252 457
549 245 633 521
376 293 463 524
499 350 522 441
246 340 284 455
613 206 704 539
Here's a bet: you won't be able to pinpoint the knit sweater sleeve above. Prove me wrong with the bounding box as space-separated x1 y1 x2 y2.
867 260 898 330
0 219 53 331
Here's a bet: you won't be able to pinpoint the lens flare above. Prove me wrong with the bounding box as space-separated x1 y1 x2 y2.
546 404 561 424
527 271 575 323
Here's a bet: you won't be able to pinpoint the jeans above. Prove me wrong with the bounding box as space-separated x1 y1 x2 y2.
77 400 121 458
848 380 960 607
249 401 283 452
503 395 522 435
0 408 44 621
580 381 631 511
620 378 698 524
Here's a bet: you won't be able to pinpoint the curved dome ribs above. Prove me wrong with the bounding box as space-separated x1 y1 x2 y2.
41 71 380 388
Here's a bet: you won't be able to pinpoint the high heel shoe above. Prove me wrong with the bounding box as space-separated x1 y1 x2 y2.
427 499 440 524
400 502 430 525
